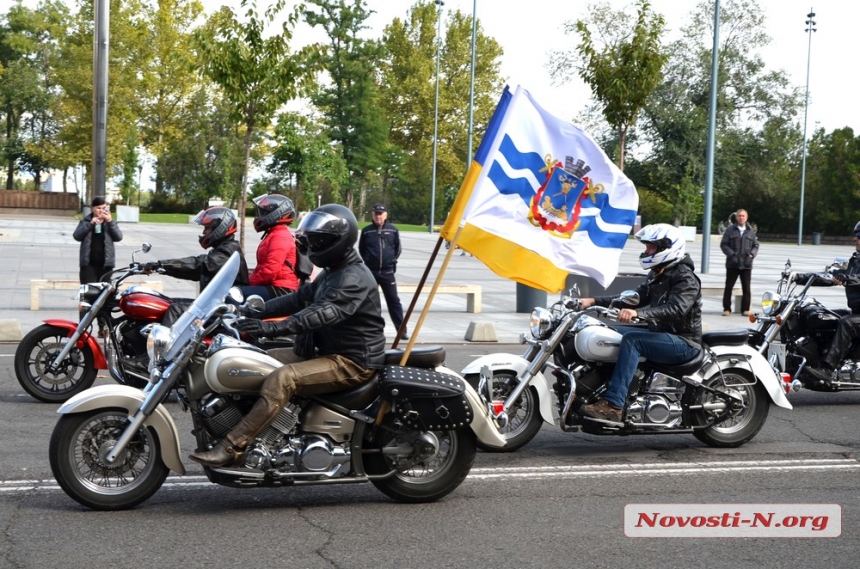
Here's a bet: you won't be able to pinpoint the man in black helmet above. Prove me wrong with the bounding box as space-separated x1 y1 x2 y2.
804 221 860 384
189 203 386 468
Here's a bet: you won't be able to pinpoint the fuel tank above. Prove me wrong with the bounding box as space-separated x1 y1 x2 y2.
119 286 172 321
204 347 284 393
574 326 623 362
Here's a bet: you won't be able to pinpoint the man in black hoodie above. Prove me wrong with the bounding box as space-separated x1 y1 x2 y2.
577 224 703 423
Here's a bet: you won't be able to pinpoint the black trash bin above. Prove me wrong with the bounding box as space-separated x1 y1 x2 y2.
811 232 821 245
515 283 548 313
564 273 646 299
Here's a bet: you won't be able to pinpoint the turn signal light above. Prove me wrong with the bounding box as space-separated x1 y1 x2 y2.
781 372 792 394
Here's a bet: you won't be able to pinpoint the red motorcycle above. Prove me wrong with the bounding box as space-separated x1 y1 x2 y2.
15 244 171 402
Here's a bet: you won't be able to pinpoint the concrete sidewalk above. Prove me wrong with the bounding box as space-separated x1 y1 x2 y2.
0 213 851 344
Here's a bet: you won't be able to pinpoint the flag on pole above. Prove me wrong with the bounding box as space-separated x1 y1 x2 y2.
441 85 639 292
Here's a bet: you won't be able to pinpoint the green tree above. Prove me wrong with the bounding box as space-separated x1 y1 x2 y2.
549 0 667 171
305 0 388 215
117 124 139 204
379 1 503 225
194 0 322 249
137 0 204 196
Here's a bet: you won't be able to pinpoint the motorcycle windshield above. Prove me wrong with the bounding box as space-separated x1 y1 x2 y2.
170 252 240 339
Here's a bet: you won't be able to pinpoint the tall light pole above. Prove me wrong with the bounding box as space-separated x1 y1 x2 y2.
798 8 816 246
429 0 444 233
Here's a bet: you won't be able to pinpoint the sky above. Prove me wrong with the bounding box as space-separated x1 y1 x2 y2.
350 0 859 135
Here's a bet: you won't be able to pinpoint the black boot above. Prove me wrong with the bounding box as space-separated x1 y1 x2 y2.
805 364 835 384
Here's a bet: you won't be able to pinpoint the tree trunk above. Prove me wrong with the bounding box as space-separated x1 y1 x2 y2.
618 125 627 171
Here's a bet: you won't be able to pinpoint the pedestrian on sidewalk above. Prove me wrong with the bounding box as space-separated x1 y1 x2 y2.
720 208 759 316
73 197 123 284
359 203 407 340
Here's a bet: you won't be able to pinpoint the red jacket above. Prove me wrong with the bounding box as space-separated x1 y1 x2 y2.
249 224 300 291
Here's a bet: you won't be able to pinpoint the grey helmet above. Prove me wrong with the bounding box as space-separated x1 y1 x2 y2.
191 207 237 249
253 194 296 232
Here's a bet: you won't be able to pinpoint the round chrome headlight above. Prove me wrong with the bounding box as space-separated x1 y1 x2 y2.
761 291 780 316
146 324 172 372
529 307 554 339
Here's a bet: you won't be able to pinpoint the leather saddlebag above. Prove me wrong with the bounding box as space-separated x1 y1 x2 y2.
378 366 473 430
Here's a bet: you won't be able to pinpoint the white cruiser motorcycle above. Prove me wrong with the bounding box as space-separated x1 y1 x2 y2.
49 253 504 510
462 292 792 452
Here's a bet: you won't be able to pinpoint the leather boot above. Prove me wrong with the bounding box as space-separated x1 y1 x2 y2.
189 439 242 467
805 364 835 385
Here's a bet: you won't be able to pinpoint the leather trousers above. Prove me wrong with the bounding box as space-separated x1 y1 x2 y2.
225 353 375 449
824 313 860 369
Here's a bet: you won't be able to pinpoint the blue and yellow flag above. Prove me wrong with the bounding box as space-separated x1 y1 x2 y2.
441 86 639 292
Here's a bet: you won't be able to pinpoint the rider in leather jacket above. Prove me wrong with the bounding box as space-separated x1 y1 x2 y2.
803 222 860 383
577 224 702 422
189 204 386 468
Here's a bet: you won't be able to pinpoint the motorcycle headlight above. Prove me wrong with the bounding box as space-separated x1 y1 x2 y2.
761 291 780 316
146 324 172 373
529 307 554 340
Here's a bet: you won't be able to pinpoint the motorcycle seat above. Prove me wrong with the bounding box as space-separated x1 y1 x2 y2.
702 328 750 347
316 375 381 410
651 347 706 376
384 345 447 368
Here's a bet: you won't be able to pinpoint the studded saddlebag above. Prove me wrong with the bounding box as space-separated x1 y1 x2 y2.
378 366 474 430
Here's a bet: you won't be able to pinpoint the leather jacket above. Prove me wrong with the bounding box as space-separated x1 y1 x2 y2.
261 248 386 369
159 238 249 291
799 251 860 313
595 254 703 346
73 215 123 267
720 224 759 269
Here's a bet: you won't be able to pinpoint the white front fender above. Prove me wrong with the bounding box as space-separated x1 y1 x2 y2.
460 354 555 425
57 385 186 474
702 344 792 410
435 366 507 448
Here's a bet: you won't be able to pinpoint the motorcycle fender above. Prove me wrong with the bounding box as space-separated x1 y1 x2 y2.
460 355 554 425
434 366 507 448
56 385 186 475
44 318 107 370
703 344 793 410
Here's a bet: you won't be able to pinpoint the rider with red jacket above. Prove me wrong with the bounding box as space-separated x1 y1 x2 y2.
243 194 301 301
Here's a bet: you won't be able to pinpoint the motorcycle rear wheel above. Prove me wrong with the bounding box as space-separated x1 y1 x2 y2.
693 370 769 448
465 372 543 452
14 324 98 403
365 427 476 503
49 410 169 511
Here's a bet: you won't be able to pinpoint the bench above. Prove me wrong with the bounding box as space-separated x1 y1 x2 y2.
700 285 745 313
30 279 163 311
398 284 482 313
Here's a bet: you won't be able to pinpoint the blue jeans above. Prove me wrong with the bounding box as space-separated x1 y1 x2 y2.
602 327 700 408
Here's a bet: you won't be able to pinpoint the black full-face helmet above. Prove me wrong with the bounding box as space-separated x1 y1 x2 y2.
253 194 296 232
294 203 358 268
853 220 860 235
191 207 237 249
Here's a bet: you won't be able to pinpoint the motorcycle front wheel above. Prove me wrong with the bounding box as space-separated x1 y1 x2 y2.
49 410 169 510
693 370 770 448
14 324 98 403
465 372 543 452
364 426 476 503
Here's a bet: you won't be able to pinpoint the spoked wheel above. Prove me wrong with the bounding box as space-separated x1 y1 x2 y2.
365 426 477 503
14 325 98 403
466 372 543 452
49 410 169 510
693 370 770 448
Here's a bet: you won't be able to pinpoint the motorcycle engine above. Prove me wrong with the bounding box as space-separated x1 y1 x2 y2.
626 373 684 427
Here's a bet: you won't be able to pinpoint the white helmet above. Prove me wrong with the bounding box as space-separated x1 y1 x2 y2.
635 223 685 270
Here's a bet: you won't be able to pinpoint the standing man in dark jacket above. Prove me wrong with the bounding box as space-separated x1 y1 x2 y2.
73 197 123 283
720 209 759 316
359 203 407 340
190 204 386 467
577 224 702 423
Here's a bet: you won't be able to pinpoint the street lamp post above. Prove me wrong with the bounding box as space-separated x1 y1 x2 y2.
429 0 444 233
798 8 816 246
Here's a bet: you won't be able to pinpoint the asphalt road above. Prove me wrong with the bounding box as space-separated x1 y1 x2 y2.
1 344 859 568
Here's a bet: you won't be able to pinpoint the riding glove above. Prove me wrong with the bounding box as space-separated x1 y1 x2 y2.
236 317 297 338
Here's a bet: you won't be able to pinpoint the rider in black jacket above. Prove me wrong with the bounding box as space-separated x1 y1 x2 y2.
190 204 386 467
577 224 703 422
803 221 860 383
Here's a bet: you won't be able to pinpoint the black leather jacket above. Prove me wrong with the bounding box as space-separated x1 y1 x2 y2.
798 251 860 313
159 238 249 291
261 248 386 369
595 254 702 346
720 224 759 269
